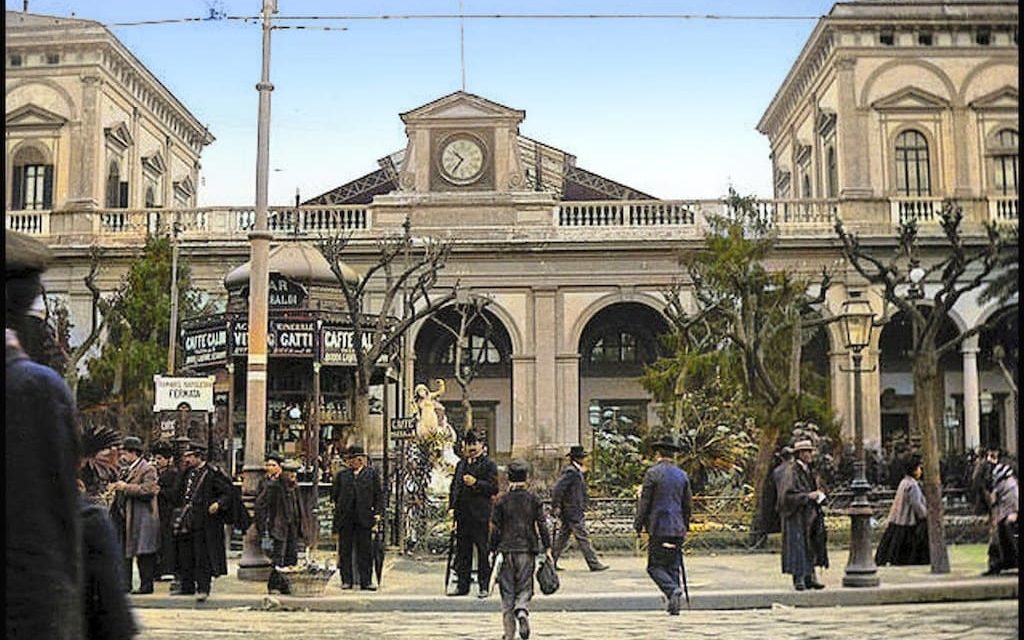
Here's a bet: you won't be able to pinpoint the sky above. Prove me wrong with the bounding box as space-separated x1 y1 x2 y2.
7 0 836 206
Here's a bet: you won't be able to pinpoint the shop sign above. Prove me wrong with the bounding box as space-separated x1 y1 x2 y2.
269 274 308 308
231 320 249 356
390 416 417 440
181 323 228 367
320 324 375 365
269 319 316 356
153 375 215 412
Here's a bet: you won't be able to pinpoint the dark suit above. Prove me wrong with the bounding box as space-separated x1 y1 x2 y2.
332 465 383 588
779 459 828 583
634 459 693 599
174 462 233 595
257 474 306 592
156 465 180 577
449 454 498 593
551 462 603 568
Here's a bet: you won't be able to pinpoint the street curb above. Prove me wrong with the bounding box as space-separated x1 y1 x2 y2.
129 578 1017 612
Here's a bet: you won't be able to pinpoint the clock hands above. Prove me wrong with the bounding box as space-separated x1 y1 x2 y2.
451 150 464 174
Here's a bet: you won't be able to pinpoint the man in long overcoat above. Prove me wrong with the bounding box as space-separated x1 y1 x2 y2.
174 440 233 601
6 231 83 639
332 445 383 590
551 445 608 571
779 439 828 590
152 444 179 580
258 452 304 593
634 436 692 616
110 435 161 594
448 430 499 597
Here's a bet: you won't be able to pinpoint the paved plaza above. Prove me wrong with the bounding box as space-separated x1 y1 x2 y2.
135 601 1018 639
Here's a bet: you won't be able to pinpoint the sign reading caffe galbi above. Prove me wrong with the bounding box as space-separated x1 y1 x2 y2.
153 375 215 412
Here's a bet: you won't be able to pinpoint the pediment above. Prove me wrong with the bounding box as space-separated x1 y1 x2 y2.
400 91 525 124
969 85 1018 111
173 176 195 197
104 121 133 151
871 87 950 111
141 152 166 175
5 103 67 128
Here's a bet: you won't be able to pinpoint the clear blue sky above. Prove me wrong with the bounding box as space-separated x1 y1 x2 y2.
8 1 835 205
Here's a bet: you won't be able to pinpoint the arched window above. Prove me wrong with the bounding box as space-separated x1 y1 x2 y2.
440 334 501 366
894 130 931 196
10 145 53 210
105 160 128 208
801 173 812 199
991 129 1018 195
588 330 639 364
825 146 838 198
144 186 156 208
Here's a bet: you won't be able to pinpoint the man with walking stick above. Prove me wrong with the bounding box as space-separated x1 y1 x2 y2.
634 435 692 615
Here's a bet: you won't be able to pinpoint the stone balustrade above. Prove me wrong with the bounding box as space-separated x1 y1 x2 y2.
5 196 1014 244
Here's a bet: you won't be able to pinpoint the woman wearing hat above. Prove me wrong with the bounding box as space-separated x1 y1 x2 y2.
550 445 608 572
875 455 929 566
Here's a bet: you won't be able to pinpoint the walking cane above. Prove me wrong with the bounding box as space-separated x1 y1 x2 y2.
679 544 690 610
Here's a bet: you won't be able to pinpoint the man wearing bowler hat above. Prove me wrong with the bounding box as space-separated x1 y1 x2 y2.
779 439 828 590
448 429 499 597
331 445 383 590
551 445 608 572
634 435 692 615
109 435 161 594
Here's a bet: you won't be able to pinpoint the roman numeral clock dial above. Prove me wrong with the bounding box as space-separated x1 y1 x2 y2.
439 135 485 185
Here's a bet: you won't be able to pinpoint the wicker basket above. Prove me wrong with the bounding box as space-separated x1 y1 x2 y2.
277 565 336 597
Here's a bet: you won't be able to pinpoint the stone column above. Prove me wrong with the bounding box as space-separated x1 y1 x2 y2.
862 348 882 451
532 287 558 451
835 56 873 199
511 355 535 458
961 337 981 452
163 136 174 207
66 75 102 209
951 107 973 198
556 353 581 446
830 350 852 442
129 107 140 208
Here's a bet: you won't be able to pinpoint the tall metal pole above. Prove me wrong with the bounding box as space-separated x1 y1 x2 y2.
166 220 181 374
237 0 276 581
842 348 880 587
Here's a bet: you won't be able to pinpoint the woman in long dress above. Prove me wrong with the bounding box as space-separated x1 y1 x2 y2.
875 455 929 566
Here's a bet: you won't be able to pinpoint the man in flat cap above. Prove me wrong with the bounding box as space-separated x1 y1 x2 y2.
331 445 383 590
778 439 828 590
635 436 692 616
109 435 161 594
257 452 303 593
6 231 83 638
174 440 234 601
448 429 499 597
551 445 608 572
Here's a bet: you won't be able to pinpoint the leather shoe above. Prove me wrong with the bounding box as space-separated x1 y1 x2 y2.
195 592 209 602
447 589 470 597
517 611 530 639
131 587 154 595
805 580 826 590
360 584 377 592
793 580 806 591
667 589 682 615
340 583 353 590
981 568 1001 576
589 563 609 572
477 589 490 598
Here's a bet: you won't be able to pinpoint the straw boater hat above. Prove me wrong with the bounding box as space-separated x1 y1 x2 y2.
281 459 301 472
791 440 815 453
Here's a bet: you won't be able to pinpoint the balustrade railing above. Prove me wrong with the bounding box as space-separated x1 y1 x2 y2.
988 195 1018 225
890 196 944 226
6 209 48 235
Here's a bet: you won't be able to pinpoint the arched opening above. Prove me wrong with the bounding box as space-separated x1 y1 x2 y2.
894 130 932 196
414 305 513 456
106 160 127 208
10 145 53 210
578 302 670 452
877 307 962 453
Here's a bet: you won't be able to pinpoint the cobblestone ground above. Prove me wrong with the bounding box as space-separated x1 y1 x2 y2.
136 600 1018 639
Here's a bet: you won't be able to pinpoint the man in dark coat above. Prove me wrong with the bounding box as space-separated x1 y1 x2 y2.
79 486 137 639
634 436 692 616
6 231 84 639
174 440 233 601
331 445 383 590
779 439 828 590
110 435 161 594
257 452 303 593
448 429 499 597
551 445 608 571
152 444 179 580
491 460 552 640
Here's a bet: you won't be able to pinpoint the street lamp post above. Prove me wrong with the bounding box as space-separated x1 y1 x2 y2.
237 0 277 581
840 297 880 588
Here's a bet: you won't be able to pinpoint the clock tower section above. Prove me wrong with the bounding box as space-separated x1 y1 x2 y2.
396 92 528 194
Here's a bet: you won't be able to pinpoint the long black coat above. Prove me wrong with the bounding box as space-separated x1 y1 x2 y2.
779 460 828 575
81 497 136 640
156 466 179 575
331 466 383 531
6 336 83 640
449 455 499 527
176 462 234 577
257 476 304 541
551 463 589 522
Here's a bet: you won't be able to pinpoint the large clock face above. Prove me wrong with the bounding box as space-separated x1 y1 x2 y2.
439 135 486 185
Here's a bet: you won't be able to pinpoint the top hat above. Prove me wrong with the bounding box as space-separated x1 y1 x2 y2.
791 439 815 453
567 445 588 460
507 460 530 482
345 445 366 458
265 450 285 464
122 436 145 454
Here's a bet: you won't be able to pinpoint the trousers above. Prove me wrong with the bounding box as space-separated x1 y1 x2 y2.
455 521 491 593
552 517 602 568
646 536 683 598
337 522 373 587
498 552 535 640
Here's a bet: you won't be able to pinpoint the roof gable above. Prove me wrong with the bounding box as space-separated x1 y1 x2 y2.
871 86 951 111
400 91 525 124
969 85 1018 111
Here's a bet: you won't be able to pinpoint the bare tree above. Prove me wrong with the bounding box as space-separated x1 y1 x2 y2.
427 294 495 432
317 223 458 451
835 200 1008 574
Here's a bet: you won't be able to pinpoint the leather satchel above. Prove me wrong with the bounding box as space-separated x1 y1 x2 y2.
535 555 560 595
171 505 193 536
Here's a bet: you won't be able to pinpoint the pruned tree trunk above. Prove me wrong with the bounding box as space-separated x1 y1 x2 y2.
913 346 950 574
